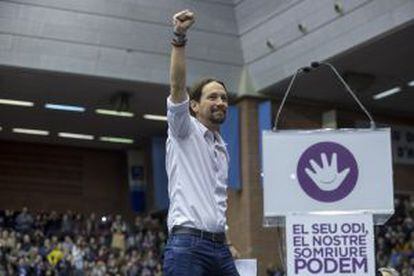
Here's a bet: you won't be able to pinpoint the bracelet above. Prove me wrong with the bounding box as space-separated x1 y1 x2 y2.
171 32 187 47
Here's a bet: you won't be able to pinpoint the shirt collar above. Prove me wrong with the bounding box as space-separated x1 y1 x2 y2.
193 118 229 159
194 117 209 137
194 118 226 144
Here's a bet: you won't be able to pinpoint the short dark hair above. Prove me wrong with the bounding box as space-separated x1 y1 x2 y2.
188 77 227 116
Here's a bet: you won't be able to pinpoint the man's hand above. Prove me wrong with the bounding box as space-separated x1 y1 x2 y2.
173 9 195 35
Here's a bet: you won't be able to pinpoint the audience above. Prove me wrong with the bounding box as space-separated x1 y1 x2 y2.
0 208 165 275
1 194 413 275
375 194 414 275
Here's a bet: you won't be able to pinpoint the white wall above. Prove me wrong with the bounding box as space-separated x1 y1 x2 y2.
1 0 414 95
0 0 243 91
235 0 414 93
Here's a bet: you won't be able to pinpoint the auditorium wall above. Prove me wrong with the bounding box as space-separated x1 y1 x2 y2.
235 0 414 93
0 140 132 216
0 0 242 92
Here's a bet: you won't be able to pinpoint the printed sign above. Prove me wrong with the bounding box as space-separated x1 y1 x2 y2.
262 129 394 225
286 214 375 276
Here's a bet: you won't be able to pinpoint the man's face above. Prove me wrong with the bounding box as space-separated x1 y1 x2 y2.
192 81 228 126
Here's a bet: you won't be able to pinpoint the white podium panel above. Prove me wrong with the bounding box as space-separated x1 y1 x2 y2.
262 129 394 226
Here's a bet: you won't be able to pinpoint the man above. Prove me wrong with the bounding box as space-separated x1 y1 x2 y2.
163 9 240 276
15 206 33 233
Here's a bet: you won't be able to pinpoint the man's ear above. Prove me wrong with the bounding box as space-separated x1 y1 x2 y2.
190 100 199 114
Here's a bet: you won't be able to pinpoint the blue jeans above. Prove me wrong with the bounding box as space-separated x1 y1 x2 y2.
163 234 240 276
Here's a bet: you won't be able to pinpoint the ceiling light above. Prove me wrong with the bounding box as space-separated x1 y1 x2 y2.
58 132 94 140
100 136 134 144
45 103 85 112
0 99 34 107
95 109 134 117
13 128 49 136
372 87 401 100
408 80 414 87
143 114 167 121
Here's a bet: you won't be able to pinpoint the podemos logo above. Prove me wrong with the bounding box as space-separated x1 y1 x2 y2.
297 142 358 202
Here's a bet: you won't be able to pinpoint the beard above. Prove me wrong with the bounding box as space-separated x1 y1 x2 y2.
209 109 226 124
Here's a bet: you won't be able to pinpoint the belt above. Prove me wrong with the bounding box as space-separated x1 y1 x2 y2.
172 226 226 243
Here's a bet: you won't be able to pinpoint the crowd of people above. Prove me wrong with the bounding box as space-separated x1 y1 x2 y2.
0 207 166 275
375 194 414 275
0 194 413 275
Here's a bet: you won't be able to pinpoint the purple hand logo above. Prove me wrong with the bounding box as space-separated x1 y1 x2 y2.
297 142 358 202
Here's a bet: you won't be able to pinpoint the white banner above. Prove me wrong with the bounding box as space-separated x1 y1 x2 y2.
286 214 375 276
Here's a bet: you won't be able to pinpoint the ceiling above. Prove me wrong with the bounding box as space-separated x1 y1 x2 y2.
0 21 413 150
0 67 169 150
262 21 414 121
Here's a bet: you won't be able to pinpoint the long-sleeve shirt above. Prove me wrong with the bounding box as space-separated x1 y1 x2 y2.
166 96 229 233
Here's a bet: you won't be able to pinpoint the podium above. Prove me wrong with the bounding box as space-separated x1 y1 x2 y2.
261 62 395 275
262 129 394 275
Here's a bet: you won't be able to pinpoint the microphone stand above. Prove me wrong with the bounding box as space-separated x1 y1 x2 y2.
272 61 376 131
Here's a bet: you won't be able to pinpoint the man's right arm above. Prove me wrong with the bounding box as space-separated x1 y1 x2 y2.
167 10 195 139
170 10 195 104
170 46 187 103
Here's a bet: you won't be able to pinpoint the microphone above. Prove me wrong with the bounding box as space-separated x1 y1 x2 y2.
310 61 320 68
302 66 312 73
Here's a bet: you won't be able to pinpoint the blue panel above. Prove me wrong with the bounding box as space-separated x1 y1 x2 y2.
258 101 272 174
152 137 170 211
221 105 241 190
130 189 145 213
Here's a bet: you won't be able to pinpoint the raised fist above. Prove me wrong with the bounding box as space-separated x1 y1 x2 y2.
173 9 195 35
